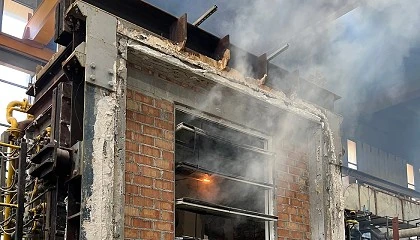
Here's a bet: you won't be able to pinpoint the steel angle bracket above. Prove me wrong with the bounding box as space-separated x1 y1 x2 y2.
65 2 118 91
63 42 86 78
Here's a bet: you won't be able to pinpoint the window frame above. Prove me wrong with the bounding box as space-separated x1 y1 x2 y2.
174 105 276 240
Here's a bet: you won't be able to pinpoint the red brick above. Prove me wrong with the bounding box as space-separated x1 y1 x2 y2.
126 163 139 173
155 99 173 113
142 187 160 199
141 104 160 118
155 139 174 151
127 89 133 99
126 184 139 195
163 131 174 141
278 213 289 221
125 217 131 226
154 179 174 191
290 231 303 239
163 232 174 240
141 145 161 158
133 133 154 145
155 159 174 171
125 228 138 238
134 92 154 105
133 176 153 187
296 193 309 202
278 229 289 237
125 173 132 183
132 218 152 228
134 112 154 125
291 199 302 207
285 190 296 198
291 214 303 223
162 171 174 181
278 197 290 204
134 154 154 165
288 222 299 230
126 99 140 111
155 119 173 131
161 111 174 122
126 110 134 120
126 130 133 140
132 196 153 207
161 191 174 202
161 211 174 221
125 195 131 204
126 142 139 153
289 183 300 191
155 221 172 231
277 188 286 197
139 230 160 239
155 200 174 211
127 120 141 132
141 166 161 178
125 206 140 217
143 125 163 138
162 151 174 161
140 208 160 219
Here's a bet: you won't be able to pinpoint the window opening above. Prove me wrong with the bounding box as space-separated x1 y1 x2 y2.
347 139 357 170
175 110 276 240
407 164 415 190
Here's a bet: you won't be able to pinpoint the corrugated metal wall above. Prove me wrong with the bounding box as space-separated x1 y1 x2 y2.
356 142 408 187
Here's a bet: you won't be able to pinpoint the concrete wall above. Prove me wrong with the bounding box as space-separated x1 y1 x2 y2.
343 183 420 223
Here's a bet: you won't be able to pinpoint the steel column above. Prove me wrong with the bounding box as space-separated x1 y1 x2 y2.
15 141 27 240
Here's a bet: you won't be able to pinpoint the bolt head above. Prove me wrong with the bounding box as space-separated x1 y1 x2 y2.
90 63 96 69
108 81 114 87
89 75 96 81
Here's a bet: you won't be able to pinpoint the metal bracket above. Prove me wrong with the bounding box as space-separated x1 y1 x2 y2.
62 42 86 78
66 2 117 91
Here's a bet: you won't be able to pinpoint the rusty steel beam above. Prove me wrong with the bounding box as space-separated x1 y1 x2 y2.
170 13 187 50
0 32 53 62
392 217 400 240
23 0 58 45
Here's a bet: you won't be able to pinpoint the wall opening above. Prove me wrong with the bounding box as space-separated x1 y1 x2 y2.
347 139 357 170
174 109 277 240
407 163 415 190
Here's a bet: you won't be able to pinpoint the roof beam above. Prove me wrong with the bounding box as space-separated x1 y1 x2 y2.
22 0 58 45
0 33 53 72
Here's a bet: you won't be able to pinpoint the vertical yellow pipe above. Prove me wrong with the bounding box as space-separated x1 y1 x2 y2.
3 143 14 240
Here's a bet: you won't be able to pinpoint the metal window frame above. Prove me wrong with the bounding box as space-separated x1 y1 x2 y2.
174 105 276 240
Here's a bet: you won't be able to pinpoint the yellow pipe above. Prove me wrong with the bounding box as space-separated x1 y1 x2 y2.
6 99 31 138
0 142 20 149
0 202 17 208
3 142 14 240
3 99 32 240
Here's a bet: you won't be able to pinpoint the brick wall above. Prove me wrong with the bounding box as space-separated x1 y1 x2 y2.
124 88 311 240
125 89 175 240
276 144 311 240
